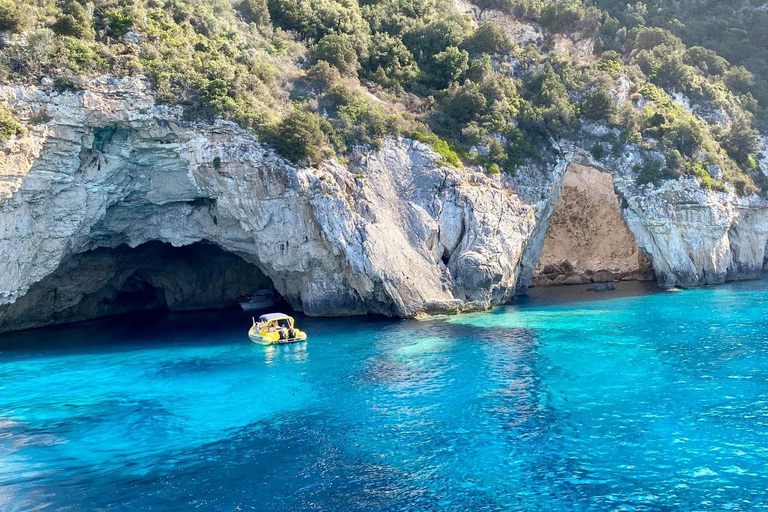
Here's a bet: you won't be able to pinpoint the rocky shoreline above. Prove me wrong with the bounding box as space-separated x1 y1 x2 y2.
1 78 767 332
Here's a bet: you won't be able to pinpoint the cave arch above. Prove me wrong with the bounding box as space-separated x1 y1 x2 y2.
530 163 655 287
0 241 275 333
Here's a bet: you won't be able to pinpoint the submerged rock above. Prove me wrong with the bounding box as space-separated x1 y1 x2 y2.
587 283 616 292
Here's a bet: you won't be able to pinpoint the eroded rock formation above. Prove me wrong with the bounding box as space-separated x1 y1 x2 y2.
533 164 654 286
0 78 767 332
0 242 270 332
0 78 558 331
607 159 768 289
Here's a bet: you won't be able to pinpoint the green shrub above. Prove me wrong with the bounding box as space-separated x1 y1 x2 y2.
314 34 359 75
267 0 369 47
307 61 342 91
505 127 539 168
522 64 576 135
410 131 461 167
274 109 327 165
580 90 616 122
636 161 665 186
423 46 469 90
362 33 419 87
102 8 133 38
237 0 271 26
662 116 703 156
442 82 487 124
725 66 756 95
684 46 728 76
539 0 586 33
0 0 22 32
633 27 683 51
721 116 759 164
487 138 507 164
51 1 94 41
53 37 106 74
324 83 356 110
688 162 727 192
0 105 23 141
590 143 605 160
403 16 472 64
597 51 623 73
464 23 514 54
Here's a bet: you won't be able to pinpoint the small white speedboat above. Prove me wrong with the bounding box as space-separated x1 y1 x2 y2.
240 289 276 311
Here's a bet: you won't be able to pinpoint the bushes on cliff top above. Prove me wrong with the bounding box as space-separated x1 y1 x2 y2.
0 0 23 32
580 90 617 122
272 109 327 165
361 33 419 87
410 131 461 167
51 1 95 41
1 0 766 193
314 34 359 75
0 105 23 141
463 23 514 55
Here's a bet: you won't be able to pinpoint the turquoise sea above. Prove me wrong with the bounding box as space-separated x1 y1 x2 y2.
2 279 768 510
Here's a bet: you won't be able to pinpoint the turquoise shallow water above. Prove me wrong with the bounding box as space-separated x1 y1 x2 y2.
2 280 768 510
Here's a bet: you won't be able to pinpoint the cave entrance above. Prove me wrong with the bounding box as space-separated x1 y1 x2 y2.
532 164 655 287
0 241 277 332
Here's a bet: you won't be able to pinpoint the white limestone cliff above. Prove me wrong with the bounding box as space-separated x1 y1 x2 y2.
569 148 768 289
0 77 547 331
0 78 766 332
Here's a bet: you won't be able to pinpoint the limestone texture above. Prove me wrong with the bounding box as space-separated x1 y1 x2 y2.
0 78 546 331
0 78 767 331
533 164 653 286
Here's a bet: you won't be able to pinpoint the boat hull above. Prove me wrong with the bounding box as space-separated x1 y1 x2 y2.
248 322 307 345
240 300 275 311
249 332 307 345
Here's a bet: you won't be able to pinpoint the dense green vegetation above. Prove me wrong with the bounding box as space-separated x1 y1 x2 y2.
0 0 765 193
592 0 768 124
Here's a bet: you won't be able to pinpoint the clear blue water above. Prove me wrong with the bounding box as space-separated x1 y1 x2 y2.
2 280 768 511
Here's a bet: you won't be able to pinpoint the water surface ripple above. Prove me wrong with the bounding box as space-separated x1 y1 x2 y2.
2 280 768 510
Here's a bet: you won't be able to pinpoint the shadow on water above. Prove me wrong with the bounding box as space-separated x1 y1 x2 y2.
0 307 379 356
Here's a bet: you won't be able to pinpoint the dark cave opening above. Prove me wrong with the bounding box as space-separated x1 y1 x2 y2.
0 241 276 333
105 273 168 313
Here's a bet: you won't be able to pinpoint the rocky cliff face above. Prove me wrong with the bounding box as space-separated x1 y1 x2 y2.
533 164 654 286
568 147 768 290
513 141 768 292
0 241 272 332
0 78 766 332
0 77 553 331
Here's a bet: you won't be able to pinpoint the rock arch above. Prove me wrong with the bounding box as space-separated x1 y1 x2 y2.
0 241 273 332
517 147 768 292
531 163 654 286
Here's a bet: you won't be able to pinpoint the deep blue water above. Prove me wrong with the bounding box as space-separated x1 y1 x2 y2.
2 280 768 510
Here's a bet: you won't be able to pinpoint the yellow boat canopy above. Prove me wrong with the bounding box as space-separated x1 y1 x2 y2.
258 313 293 323
255 313 296 330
